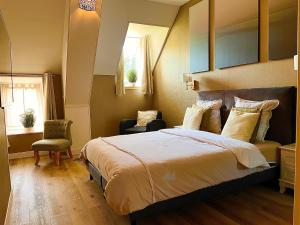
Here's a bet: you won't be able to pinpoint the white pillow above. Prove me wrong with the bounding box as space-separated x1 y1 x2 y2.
234 97 280 142
136 110 158 127
196 99 222 134
182 105 208 130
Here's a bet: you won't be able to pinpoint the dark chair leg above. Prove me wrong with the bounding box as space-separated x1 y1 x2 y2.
34 150 40 166
49 151 52 159
55 152 61 166
67 147 73 159
90 175 94 180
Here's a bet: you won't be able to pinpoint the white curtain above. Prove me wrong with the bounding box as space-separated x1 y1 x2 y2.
115 52 126 96
141 35 153 95
1 82 43 129
43 73 57 120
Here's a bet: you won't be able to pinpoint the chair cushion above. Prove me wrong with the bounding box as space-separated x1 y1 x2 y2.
125 126 147 134
32 139 71 152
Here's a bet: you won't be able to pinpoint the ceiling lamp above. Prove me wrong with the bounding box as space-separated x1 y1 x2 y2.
79 0 96 11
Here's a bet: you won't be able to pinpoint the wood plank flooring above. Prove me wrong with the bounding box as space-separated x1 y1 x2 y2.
6 156 294 225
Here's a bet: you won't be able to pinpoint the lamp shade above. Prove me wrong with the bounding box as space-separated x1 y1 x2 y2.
294 55 298 71
79 0 96 11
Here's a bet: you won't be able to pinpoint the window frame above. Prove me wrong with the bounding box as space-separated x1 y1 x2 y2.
123 36 143 89
0 76 44 134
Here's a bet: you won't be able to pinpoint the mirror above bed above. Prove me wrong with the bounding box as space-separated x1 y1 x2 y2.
269 0 298 60
189 0 209 73
215 0 259 69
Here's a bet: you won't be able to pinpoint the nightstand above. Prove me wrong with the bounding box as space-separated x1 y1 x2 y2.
279 144 296 194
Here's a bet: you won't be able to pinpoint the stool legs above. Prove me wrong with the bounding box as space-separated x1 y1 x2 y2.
34 150 40 166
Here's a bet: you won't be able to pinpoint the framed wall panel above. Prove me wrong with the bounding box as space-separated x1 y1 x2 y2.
215 0 259 69
269 0 297 60
189 0 209 73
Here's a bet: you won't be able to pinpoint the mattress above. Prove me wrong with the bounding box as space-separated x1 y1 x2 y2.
255 141 281 163
82 129 270 215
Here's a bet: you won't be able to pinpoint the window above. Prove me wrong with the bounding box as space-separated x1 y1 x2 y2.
123 37 143 87
0 77 43 132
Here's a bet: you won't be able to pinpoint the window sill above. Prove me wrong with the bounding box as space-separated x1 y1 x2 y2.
125 87 142 90
7 127 43 136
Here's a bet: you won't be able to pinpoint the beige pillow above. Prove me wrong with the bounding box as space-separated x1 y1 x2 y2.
221 108 260 142
182 105 208 130
196 99 223 134
136 110 158 127
235 97 280 142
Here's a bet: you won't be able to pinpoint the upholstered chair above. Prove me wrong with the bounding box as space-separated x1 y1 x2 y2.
119 111 166 135
32 120 73 166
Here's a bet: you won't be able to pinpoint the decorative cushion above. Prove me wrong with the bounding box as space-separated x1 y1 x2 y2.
182 105 208 130
32 139 71 152
234 97 280 142
136 111 158 127
196 99 222 134
221 108 260 142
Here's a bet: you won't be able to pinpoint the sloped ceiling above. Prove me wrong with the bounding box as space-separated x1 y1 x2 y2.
93 0 179 75
0 0 66 74
148 0 189 6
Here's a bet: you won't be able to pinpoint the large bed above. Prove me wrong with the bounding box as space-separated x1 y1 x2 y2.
82 87 296 225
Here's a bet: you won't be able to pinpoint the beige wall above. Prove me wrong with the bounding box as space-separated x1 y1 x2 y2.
8 132 43 154
153 0 297 128
0 109 10 225
294 0 299 224
64 0 101 105
0 15 11 74
63 0 102 152
0 0 66 74
90 75 153 137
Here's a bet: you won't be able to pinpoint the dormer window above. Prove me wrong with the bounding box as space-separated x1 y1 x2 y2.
123 37 143 88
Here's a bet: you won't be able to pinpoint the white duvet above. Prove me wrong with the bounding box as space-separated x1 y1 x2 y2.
82 128 269 215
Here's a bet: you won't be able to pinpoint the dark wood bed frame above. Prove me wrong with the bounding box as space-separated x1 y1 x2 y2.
87 87 297 225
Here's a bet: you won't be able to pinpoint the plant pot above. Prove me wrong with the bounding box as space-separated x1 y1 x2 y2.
24 127 34 132
130 82 136 87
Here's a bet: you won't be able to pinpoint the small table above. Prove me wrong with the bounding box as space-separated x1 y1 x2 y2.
279 144 296 193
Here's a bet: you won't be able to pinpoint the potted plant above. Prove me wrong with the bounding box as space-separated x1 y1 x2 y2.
20 109 36 131
127 69 138 87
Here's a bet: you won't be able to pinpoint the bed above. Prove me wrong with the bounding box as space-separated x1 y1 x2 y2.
82 87 296 225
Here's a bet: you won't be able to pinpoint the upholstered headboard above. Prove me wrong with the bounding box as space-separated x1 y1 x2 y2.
198 87 297 145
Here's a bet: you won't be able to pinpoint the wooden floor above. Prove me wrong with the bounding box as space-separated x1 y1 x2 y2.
6 156 294 225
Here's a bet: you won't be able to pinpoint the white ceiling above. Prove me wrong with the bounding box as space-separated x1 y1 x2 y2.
148 0 189 6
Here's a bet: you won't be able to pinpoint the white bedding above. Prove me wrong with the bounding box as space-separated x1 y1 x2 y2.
82 128 269 215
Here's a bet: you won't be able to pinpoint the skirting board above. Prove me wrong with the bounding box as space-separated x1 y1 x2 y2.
9 149 81 160
9 151 48 160
4 192 12 225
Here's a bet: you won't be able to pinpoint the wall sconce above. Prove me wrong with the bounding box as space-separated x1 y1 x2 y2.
183 73 195 90
294 55 298 71
79 0 96 11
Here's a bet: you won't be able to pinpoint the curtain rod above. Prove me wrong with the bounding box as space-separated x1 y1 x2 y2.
0 73 61 77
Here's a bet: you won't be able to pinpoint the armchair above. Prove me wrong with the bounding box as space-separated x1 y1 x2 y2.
119 111 166 135
32 120 73 166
